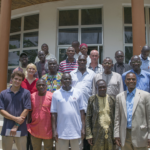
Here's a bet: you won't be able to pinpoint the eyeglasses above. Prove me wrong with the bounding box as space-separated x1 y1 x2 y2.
103 62 112 66
131 62 141 64
28 68 35 70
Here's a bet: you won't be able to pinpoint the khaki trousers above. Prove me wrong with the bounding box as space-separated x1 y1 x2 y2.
122 129 147 150
56 138 82 150
2 136 27 150
31 135 53 150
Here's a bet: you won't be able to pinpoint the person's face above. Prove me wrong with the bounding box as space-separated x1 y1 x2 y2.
115 52 124 63
27 66 36 76
80 46 88 55
72 42 80 53
90 51 99 63
61 74 72 87
42 44 48 55
66 48 75 58
78 56 87 69
19 55 28 64
36 81 47 93
141 50 150 60
130 57 141 71
102 59 113 71
97 82 107 97
12 75 23 88
48 60 57 72
125 74 136 89
38 51 46 61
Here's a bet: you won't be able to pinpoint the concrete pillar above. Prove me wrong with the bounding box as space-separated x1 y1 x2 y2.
0 0 12 92
131 0 145 55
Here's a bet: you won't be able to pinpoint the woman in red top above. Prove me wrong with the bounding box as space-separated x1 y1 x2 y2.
21 63 38 94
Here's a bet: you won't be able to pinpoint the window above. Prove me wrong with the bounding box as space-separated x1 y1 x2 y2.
57 8 103 63
124 7 150 63
7 14 39 83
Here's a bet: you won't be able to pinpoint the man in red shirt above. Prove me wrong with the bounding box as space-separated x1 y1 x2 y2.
27 78 53 150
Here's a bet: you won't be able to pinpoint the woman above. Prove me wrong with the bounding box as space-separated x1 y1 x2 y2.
21 63 38 150
80 43 91 67
21 63 38 94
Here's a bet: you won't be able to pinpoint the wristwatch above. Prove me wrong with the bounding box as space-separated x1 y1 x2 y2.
15 123 20 127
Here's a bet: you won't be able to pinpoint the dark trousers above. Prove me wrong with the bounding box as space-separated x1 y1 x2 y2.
83 139 90 150
27 132 33 150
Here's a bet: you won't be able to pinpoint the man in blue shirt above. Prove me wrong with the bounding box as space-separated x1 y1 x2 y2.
122 55 150 92
115 72 150 150
0 71 31 150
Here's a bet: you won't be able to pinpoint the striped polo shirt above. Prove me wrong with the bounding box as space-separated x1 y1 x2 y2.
59 58 78 73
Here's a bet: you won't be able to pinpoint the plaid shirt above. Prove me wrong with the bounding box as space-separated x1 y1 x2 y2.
88 64 104 74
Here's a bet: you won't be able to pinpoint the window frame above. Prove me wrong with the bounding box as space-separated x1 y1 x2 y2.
57 7 103 63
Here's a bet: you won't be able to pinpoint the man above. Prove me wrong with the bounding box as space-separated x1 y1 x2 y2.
114 72 150 150
70 55 95 150
35 43 56 63
122 55 150 92
88 50 103 73
128 46 150 72
92 57 123 97
86 79 116 150
0 71 31 150
112 50 132 75
42 58 63 93
70 55 95 112
27 79 53 150
35 50 49 78
72 41 82 60
51 73 85 150
59 47 78 73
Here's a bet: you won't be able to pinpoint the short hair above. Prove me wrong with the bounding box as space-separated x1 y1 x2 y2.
96 79 106 87
41 43 48 48
103 57 113 63
26 63 37 72
125 72 136 79
36 78 46 85
66 47 75 52
72 41 80 45
48 58 57 63
11 71 25 81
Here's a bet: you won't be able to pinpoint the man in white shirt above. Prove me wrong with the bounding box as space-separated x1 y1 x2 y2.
35 43 56 63
51 73 85 150
72 41 82 60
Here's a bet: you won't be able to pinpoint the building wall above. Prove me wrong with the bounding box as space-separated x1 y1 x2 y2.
11 0 150 62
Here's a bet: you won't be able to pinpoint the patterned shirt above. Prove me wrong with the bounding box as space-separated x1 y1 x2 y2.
59 58 78 73
88 64 104 74
126 88 136 129
42 72 63 93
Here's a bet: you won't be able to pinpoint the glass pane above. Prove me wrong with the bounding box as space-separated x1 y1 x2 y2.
81 27 102 44
149 8 150 24
125 46 133 64
7 68 15 83
81 8 102 25
58 29 78 45
125 27 132 43
87 46 98 55
10 18 21 33
59 10 78 26
9 34 20 49
59 49 67 63
24 14 39 30
23 32 38 48
8 51 20 66
124 7 132 24
99 46 103 64
23 49 38 63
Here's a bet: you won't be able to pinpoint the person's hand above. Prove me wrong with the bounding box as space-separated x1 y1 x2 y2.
15 116 25 125
53 130 58 143
81 127 85 140
115 137 121 147
10 125 18 136
148 139 150 148
87 138 93 146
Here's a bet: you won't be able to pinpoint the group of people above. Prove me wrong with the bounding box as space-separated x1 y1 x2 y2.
0 41 150 150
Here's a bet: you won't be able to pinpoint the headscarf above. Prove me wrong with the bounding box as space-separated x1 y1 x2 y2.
80 43 88 49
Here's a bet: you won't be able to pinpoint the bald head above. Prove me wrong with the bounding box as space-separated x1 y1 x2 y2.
141 45 150 60
103 57 113 64
96 79 107 97
115 50 124 64
96 79 106 87
78 55 87 69
38 50 46 62
66 47 75 58
90 50 99 63
130 55 141 71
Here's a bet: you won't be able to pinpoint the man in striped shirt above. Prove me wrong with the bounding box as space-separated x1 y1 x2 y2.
59 47 78 73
